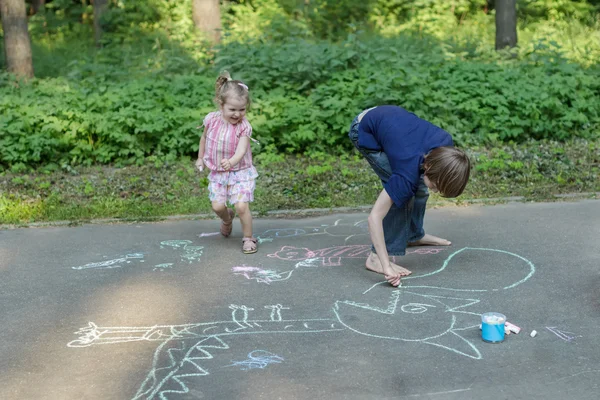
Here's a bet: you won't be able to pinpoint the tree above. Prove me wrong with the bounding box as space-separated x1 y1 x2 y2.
495 0 517 50
28 0 45 16
93 0 108 47
0 0 34 79
192 0 222 43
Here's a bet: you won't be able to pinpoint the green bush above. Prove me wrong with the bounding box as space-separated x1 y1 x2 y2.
2 0 600 168
2 36 598 169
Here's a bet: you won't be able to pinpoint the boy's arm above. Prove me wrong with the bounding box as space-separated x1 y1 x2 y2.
221 136 249 170
367 189 402 286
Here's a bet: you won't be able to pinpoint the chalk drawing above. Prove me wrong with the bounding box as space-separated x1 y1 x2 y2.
68 305 342 399
223 350 284 371
265 304 289 321
71 253 144 270
256 219 370 244
160 240 204 264
233 245 444 284
268 245 446 267
546 327 581 342
72 239 204 272
198 232 220 238
160 240 192 249
334 247 537 360
232 265 294 284
70 246 536 397
153 263 174 272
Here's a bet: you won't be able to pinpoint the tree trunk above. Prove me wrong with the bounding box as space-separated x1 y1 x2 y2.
192 0 222 43
29 0 45 15
495 0 518 50
0 0 34 79
93 0 108 47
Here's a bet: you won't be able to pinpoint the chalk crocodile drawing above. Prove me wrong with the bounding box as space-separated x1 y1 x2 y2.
69 247 535 398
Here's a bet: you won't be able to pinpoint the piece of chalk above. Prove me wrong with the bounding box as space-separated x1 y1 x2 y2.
505 321 521 334
530 330 537 337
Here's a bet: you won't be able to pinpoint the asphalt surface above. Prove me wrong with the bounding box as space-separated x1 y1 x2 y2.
1 200 599 400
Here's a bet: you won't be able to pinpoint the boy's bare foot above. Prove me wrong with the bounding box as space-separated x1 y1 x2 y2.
365 253 412 276
408 234 451 246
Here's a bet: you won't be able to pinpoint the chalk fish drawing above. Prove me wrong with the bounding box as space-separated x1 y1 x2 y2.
334 247 536 360
223 350 284 371
69 247 536 398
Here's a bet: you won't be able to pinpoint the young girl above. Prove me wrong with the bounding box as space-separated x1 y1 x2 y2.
196 71 259 254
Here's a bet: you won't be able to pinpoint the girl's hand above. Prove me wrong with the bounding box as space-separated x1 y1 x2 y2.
220 158 232 170
195 159 204 172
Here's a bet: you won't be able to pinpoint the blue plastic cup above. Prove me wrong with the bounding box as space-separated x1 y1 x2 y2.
481 312 506 343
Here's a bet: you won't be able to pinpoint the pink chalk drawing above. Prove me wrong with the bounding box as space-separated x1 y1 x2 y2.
267 245 446 267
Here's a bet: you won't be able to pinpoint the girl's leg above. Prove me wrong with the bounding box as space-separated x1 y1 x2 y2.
212 201 234 237
235 201 258 254
234 201 253 238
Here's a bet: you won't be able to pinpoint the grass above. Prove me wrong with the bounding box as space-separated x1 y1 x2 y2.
1 138 598 226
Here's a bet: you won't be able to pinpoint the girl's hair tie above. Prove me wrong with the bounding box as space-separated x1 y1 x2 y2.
238 82 248 90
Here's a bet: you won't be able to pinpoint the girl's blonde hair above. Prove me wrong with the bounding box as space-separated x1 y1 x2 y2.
214 70 251 109
423 146 471 198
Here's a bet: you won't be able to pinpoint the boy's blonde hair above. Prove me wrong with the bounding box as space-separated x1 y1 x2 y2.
214 70 251 109
423 147 471 198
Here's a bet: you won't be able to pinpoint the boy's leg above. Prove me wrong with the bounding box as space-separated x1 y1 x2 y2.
407 175 451 246
407 175 428 243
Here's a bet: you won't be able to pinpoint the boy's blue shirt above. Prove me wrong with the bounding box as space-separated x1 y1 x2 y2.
357 105 453 207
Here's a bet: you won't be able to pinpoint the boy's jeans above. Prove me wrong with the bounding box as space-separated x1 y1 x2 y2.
349 114 428 256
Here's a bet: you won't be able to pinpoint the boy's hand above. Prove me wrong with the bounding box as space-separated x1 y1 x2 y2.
195 159 204 172
220 158 232 170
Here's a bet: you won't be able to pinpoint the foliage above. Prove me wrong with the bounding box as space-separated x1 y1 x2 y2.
1 139 598 224
1 30 599 168
1 0 600 169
